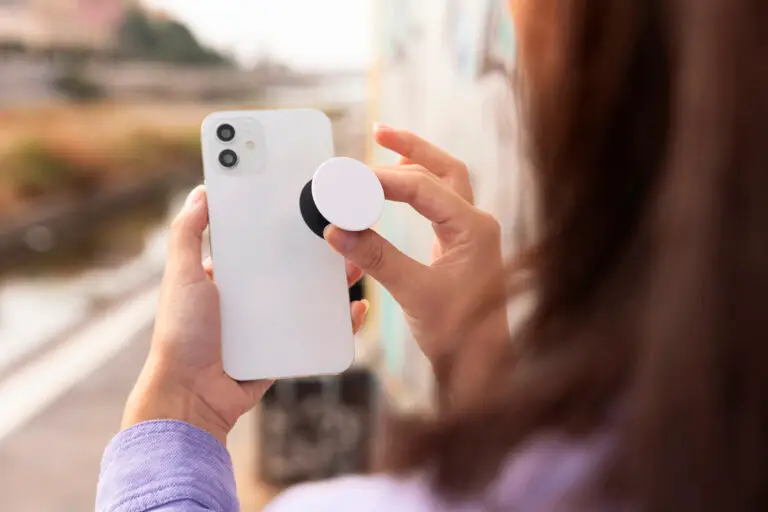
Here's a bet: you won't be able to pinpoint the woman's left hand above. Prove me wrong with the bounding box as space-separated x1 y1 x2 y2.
122 186 368 444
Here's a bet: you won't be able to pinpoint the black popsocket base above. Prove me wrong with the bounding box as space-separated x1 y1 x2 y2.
299 180 330 238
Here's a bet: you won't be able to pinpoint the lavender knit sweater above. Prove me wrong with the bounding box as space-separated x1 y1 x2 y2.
96 420 609 511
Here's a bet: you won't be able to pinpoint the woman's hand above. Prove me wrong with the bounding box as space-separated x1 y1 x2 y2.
324 126 509 401
122 186 368 444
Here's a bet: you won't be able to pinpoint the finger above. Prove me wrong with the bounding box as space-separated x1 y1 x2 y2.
376 163 440 181
374 124 474 203
350 299 369 334
168 185 208 284
374 125 457 177
374 167 474 229
346 260 364 287
203 256 214 281
325 226 428 309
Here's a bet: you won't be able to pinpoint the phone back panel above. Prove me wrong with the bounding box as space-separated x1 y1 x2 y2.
201 109 354 380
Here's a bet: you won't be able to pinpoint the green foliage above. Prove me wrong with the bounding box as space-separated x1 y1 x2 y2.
115 130 201 176
116 9 231 66
0 130 201 202
0 140 81 198
117 9 159 57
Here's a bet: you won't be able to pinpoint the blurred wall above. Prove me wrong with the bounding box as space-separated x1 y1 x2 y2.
369 0 532 405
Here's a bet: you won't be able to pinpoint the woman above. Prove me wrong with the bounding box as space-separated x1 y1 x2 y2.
97 0 768 510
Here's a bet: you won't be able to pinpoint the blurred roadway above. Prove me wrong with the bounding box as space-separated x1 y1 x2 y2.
0 298 277 511
0 314 157 510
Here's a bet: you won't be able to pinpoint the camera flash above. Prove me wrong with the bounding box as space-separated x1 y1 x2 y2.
245 141 255 150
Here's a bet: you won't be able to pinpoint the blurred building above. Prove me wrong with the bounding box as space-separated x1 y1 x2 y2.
368 0 528 408
0 0 135 49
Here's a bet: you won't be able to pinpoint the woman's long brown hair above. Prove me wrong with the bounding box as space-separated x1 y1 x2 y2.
385 0 768 509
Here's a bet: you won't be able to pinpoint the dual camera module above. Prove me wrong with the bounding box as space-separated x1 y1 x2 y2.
216 124 238 168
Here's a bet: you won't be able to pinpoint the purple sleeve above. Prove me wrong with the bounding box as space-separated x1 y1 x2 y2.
96 420 239 512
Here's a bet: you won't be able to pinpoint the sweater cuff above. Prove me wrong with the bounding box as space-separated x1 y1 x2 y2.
96 420 238 512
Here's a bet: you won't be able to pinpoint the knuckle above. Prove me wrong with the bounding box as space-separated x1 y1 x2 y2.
454 161 471 179
362 240 386 272
475 210 502 237
407 164 443 185
401 129 418 142
400 130 418 155
414 170 433 186
407 164 430 175
416 172 437 197
405 171 431 202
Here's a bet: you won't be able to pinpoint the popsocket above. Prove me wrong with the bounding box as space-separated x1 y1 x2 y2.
300 157 384 238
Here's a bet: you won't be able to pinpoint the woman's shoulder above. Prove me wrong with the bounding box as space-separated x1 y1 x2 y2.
264 473 439 512
264 429 612 512
490 428 613 508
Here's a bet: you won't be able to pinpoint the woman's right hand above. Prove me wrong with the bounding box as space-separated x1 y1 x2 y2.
324 125 510 400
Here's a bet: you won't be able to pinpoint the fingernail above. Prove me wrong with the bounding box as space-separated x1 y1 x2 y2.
361 299 370 314
324 225 359 253
374 122 393 133
184 185 205 209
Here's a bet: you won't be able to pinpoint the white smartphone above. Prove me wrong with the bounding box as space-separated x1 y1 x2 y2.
200 109 355 381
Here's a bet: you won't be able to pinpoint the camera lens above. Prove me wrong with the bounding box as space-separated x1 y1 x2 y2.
219 149 238 168
217 124 235 142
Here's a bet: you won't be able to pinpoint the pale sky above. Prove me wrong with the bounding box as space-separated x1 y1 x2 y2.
143 0 373 71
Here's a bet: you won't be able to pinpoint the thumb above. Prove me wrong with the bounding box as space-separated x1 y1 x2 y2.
167 185 208 284
325 225 427 308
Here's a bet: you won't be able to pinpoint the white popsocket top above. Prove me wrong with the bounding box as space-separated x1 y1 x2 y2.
312 157 384 232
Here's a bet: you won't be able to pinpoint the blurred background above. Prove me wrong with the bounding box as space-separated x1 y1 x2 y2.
0 0 524 510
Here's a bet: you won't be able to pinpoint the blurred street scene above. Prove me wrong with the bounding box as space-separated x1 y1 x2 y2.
0 1 371 509
0 0 527 510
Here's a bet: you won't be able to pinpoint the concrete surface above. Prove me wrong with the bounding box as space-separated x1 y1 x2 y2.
0 322 279 511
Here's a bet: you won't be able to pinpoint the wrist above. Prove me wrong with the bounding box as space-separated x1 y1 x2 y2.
123 370 229 445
